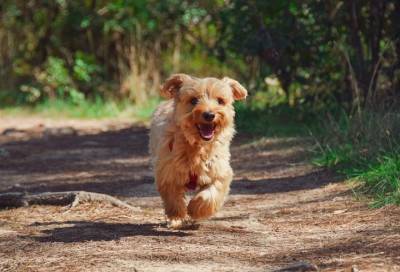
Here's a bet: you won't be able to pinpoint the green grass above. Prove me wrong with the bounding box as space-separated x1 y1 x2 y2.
316 148 400 208
313 144 355 168
350 154 400 207
313 110 400 207
0 97 160 121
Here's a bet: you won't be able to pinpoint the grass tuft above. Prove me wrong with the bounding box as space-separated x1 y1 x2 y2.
313 109 400 207
353 154 400 207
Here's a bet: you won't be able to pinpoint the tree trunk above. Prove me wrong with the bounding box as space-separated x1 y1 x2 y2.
366 0 387 106
348 0 368 105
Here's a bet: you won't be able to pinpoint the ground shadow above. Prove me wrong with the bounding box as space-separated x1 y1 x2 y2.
231 169 341 195
30 221 190 243
1 175 155 197
0 125 157 197
1 124 341 199
1 126 149 174
231 134 312 152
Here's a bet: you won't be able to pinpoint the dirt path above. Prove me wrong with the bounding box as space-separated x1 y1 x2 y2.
0 118 399 272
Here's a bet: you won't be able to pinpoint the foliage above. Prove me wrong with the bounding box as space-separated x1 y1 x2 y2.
1 1 399 110
216 0 400 109
0 0 230 105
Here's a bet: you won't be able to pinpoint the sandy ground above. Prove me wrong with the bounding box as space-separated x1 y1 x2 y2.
0 118 399 272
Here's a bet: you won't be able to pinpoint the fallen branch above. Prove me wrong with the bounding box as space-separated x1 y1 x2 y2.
0 191 139 211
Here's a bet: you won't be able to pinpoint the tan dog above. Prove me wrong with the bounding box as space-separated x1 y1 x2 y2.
149 74 247 228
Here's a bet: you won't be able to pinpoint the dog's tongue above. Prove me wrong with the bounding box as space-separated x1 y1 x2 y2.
198 124 214 140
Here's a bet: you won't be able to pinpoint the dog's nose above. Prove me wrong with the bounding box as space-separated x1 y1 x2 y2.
202 111 215 122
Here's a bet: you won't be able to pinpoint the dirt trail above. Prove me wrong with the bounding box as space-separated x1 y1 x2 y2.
0 118 399 272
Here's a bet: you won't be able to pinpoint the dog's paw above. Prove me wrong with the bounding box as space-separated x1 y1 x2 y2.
167 218 185 229
168 217 197 229
187 196 215 220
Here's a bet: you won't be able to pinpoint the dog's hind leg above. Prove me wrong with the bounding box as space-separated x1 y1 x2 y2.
187 178 231 220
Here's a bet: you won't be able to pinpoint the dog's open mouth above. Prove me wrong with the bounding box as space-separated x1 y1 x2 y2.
197 123 215 141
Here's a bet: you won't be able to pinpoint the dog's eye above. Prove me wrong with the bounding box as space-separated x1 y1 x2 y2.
190 98 199 105
217 98 225 105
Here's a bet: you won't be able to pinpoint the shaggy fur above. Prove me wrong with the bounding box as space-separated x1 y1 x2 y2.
149 74 247 228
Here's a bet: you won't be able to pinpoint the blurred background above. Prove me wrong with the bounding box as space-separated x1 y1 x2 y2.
0 1 399 204
1 0 399 115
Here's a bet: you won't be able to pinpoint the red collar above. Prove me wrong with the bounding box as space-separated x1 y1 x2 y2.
169 138 197 190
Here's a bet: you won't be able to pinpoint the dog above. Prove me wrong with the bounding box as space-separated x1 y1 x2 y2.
149 74 247 228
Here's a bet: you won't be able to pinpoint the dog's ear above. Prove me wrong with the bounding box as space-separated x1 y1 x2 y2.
160 74 192 99
222 77 248 101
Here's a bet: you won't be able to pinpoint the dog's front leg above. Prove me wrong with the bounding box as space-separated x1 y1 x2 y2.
157 181 188 228
187 176 231 220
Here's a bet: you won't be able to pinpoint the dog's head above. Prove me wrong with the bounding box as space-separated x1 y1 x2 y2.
160 74 247 144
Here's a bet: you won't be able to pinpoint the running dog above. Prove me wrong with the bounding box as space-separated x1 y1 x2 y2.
149 74 247 228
